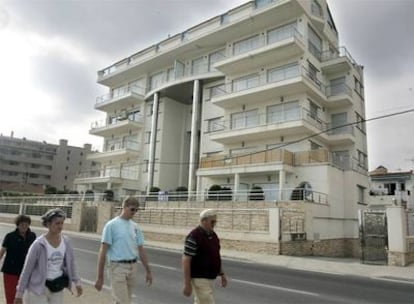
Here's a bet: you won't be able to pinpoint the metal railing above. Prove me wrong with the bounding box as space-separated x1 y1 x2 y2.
76 167 139 180
320 46 359 67
103 140 140 152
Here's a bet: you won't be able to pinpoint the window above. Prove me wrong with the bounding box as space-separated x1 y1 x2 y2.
209 84 225 99
311 0 323 18
330 112 348 134
267 101 300 123
209 49 225 71
149 72 165 90
308 100 320 120
267 63 299 83
354 76 364 98
231 109 259 130
232 74 259 92
255 0 273 8
307 61 320 87
357 185 366 205
357 150 368 169
167 68 175 81
128 110 141 122
355 112 366 133
384 183 396 195
112 84 129 98
207 117 224 132
145 131 151 144
221 13 229 24
233 35 260 55
332 151 350 170
308 26 322 60
329 76 346 96
192 57 206 75
267 22 297 44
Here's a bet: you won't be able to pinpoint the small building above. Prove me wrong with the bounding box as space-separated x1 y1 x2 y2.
369 166 414 209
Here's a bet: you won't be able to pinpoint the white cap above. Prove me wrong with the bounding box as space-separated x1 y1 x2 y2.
199 209 217 220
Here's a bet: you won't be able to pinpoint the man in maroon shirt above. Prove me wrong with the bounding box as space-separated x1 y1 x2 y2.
182 209 227 303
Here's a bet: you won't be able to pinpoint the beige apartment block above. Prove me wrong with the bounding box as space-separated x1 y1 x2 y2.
75 0 369 244
0 135 96 193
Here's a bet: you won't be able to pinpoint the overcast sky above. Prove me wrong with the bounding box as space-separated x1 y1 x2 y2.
0 0 413 171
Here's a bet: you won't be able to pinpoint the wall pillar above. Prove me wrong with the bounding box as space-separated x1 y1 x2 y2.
278 170 286 201
386 206 408 266
234 173 240 201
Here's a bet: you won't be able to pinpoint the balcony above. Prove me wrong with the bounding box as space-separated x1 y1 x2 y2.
87 140 140 163
214 27 305 74
325 124 355 146
199 149 294 172
208 108 324 144
90 116 143 137
95 85 145 112
325 83 353 108
74 168 139 185
211 65 326 109
320 47 361 75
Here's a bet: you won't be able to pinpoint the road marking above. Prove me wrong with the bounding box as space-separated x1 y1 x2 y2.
74 248 178 271
373 276 414 285
232 279 320 297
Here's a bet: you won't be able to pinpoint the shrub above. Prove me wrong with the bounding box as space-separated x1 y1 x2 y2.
249 186 265 201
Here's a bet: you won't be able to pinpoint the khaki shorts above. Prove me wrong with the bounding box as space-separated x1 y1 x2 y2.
191 278 215 304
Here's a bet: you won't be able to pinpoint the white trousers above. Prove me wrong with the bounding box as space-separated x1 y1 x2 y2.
24 289 63 304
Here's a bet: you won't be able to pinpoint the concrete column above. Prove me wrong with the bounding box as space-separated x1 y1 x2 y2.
386 206 408 265
234 173 240 201
188 80 201 196
269 208 281 242
147 92 159 194
278 170 286 201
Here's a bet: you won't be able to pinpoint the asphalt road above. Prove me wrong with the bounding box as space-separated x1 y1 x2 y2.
1 225 414 303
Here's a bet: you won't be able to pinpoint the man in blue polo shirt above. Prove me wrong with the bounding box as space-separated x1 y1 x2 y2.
182 209 228 303
95 197 152 303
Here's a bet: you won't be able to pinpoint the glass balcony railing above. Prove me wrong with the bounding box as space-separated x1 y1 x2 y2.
77 168 139 180
207 107 325 134
95 85 145 106
326 83 352 97
90 115 143 130
320 46 359 67
103 140 140 153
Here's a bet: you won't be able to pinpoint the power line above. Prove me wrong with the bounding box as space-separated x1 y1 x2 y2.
101 107 414 168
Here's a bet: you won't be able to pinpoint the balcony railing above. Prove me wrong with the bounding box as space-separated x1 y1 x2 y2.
77 168 139 180
200 149 294 169
326 83 352 98
212 64 325 97
95 85 146 106
90 115 143 130
207 107 325 134
103 140 140 153
320 46 359 67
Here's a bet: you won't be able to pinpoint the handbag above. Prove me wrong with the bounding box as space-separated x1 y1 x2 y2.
45 273 69 292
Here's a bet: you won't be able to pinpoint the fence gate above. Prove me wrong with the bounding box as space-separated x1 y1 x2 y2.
81 206 97 232
359 209 388 264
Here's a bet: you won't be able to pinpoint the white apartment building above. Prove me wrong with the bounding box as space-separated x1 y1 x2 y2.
76 0 369 228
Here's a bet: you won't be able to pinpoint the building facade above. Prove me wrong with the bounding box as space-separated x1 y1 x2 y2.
369 166 414 209
0 135 96 193
76 0 369 233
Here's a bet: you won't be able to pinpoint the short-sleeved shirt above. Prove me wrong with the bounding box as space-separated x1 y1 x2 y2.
46 239 66 279
183 226 221 279
102 216 144 261
1 228 36 275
